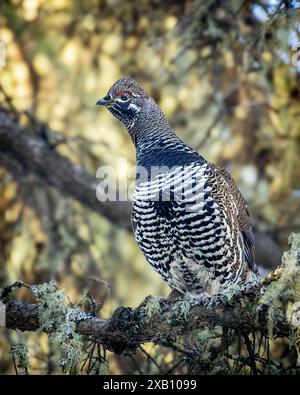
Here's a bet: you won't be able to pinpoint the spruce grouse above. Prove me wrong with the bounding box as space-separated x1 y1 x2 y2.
96 77 258 297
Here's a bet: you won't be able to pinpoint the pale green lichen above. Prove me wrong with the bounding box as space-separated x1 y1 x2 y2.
195 329 214 357
172 299 191 321
143 296 162 317
31 280 91 372
10 342 29 375
259 233 300 343
31 280 66 333
220 283 243 305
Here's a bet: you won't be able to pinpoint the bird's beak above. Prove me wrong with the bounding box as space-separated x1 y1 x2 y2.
96 94 111 107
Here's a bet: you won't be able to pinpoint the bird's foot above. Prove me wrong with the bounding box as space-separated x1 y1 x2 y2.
168 289 184 301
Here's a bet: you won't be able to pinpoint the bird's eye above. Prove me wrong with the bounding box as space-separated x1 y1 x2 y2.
119 94 129 101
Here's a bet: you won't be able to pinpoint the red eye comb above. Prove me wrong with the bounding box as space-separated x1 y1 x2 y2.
116 91 130 97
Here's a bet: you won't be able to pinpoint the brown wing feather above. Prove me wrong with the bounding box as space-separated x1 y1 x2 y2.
209 163 256 273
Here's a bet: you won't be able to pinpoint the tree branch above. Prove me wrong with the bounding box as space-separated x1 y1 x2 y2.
3 232 297 357
2 269 289 355
0 109 131 229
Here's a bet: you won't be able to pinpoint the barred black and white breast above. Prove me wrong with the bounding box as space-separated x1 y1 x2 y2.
97 77 258 296
132 159 257 296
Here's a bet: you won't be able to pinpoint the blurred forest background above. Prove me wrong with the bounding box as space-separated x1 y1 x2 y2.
0 0 300 374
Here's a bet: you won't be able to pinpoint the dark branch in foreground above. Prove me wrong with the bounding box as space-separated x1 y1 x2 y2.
0 110 131 229
4 232 299 357
2 268 290 355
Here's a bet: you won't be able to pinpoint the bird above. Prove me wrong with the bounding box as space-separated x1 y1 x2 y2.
96 76 258 298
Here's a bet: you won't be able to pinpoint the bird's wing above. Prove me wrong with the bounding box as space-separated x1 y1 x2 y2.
208 163 256 272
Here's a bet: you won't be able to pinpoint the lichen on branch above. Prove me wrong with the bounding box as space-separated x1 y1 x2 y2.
2 233 300 373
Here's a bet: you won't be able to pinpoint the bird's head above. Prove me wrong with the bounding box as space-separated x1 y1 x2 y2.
96 77 148 130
